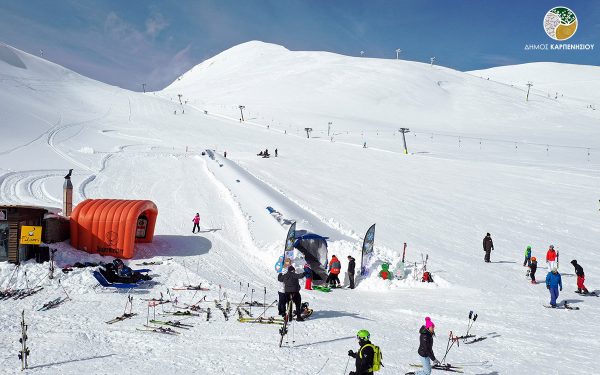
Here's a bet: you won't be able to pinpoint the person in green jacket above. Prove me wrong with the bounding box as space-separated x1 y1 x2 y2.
523 245 532 267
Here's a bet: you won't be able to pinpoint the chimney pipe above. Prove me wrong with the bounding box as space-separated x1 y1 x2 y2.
63 169 73 216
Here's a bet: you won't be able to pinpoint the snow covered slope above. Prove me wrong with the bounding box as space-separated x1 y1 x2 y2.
1 41 599 374
469 62 600 105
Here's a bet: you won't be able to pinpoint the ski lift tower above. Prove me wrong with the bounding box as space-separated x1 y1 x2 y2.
399 128 410 154
396 49 402 60
526 82 533 102
430 57 436 67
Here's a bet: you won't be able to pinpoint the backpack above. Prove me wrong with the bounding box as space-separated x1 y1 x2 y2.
422 272 433 283
359 343 383 372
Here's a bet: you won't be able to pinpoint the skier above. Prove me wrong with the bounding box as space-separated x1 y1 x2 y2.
275 148 278 157
545 267 562 308
406 317 440 375
546 245 557 272
523 245 532 266
277 265 306 321
224 151 227 158
192 213 200 233
529 257 538 284
326 255 341 288
304 263 313 290
570 260 589 294
482 233 494 263
347 329 380 375
347 255 356 289
277 267 288 316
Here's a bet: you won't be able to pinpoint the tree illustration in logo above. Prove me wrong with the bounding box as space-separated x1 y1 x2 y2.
544 7 577 41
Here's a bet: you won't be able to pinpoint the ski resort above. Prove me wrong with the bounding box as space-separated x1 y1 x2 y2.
0 2 599 374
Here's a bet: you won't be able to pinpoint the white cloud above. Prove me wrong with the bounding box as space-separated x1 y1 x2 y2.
145 11 169 38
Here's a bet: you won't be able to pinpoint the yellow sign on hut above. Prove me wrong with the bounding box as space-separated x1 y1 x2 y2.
20 225 42 245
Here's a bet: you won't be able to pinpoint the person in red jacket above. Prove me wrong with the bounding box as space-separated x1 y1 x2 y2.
326 255 342 288
546 245 557 272
192 213 200 233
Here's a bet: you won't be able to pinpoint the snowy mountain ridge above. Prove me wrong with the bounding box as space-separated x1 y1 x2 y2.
0 41 599 374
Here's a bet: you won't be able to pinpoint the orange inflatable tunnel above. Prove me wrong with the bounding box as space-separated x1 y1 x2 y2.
70 199 158 259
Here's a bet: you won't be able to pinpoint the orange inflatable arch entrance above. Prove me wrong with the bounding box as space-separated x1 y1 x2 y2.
70 199 158 259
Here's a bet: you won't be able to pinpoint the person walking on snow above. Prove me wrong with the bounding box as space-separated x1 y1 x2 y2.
326 255 342 287
303 263 313 290
347 255 356 289
277 265 306 321
523 245 532 267
546 245 557 272
347 330 376 375
571 260 589 294
406 317 440 375
529 257 538 284
192 213 200 233
483 233 494 263
545 267 562 308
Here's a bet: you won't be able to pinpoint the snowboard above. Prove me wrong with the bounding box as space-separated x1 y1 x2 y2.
312 285 331 292
574 290 598 297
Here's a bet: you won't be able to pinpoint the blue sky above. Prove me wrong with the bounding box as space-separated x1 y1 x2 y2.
1 0 598 91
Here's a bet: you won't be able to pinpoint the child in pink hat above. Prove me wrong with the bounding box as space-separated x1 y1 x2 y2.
406 317 440 375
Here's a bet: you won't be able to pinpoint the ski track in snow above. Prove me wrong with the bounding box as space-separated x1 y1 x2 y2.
1 44 600 374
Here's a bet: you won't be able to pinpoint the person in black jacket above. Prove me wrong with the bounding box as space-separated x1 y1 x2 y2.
482 233 494 263
277 265 305 321
571 259 589 294
529 257 538 284
348 329 375 375
406 317 439 375
347 255 356 289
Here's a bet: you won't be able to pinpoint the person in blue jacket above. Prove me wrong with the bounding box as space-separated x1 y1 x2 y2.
545 267 562 307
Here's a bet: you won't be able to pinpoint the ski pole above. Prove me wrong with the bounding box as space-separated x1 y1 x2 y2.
466 311 472 335
466 314 478 337
250 289 255 315
343 356 351 375
263 287 266 316
442 332 459 364
441 331 453 364
59 279 70 300
247 300 277 322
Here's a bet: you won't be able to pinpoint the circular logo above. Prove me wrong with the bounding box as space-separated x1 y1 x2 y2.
544 7 577 41
105 231 118 247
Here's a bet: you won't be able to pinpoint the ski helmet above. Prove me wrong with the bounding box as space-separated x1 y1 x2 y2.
357 329 370 340
531 257 537 261
549 245 554 249
527 245 531 250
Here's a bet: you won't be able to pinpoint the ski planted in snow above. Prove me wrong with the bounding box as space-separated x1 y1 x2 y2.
18 310 29 370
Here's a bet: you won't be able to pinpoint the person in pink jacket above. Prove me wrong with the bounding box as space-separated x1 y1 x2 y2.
192 213 200 233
